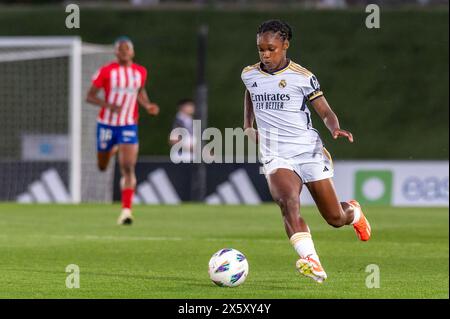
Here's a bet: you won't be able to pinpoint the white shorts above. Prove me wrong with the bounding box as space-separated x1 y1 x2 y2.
262 147 334 183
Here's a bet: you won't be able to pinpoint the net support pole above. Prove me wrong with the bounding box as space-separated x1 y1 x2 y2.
69 37 82 203
191 25 208 202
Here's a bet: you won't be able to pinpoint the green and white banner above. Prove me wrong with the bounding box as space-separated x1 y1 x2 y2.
300 161 449 207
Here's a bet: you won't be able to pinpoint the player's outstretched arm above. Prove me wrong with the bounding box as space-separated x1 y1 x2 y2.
311 96 353 143
243 89 258 143
137 87 159 116
86 85 120 113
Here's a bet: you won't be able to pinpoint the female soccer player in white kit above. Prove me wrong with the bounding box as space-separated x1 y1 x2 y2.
241 20 371 283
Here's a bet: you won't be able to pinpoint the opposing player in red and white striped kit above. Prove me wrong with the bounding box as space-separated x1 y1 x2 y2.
86 36 159 225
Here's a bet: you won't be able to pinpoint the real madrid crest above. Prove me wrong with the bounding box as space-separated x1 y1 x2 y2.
279 79 287 88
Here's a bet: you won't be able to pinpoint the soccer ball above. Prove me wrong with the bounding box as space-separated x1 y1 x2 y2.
208 248 249 287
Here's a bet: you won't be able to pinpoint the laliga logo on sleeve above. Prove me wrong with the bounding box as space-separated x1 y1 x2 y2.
278 79 287 88
310 75 320 90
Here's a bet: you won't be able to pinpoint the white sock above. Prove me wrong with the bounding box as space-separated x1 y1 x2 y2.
290 232 320 261
121 208 132 215
350 203 361 225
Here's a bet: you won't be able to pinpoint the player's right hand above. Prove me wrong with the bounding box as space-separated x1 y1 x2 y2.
332 128 354 143
146 103 160 116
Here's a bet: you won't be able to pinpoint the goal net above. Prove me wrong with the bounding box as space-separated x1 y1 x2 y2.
0 37 115 203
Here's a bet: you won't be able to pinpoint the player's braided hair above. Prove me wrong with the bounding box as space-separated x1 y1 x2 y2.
257 19 292 41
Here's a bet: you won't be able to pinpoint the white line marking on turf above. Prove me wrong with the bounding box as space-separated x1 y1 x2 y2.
205 238 286 243
27 234 184 241
0 234 287 243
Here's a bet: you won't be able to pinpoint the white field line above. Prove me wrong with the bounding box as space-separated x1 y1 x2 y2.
0 234 287 243
35 234 183 241
0 234 440 247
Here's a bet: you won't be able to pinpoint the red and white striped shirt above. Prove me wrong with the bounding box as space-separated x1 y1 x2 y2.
91 61 147 126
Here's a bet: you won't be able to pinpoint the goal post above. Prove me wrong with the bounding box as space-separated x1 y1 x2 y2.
0 36 114 204
69 37 82 203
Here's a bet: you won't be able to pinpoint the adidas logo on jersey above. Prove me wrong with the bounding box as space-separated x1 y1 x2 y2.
323 166 329 172
252 82 258 87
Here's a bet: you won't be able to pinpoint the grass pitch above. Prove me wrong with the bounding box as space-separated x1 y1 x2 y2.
0 204 447 299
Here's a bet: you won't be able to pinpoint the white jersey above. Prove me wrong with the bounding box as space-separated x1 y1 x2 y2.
241 60 325 162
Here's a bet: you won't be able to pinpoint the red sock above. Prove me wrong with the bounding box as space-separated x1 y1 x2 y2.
122 188 134 209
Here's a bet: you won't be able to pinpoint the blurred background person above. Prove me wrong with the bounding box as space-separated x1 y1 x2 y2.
316 0 347 8
86 36 160 225
169 98 197 163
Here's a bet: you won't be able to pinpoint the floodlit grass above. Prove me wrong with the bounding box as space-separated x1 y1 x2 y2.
0 204 447 298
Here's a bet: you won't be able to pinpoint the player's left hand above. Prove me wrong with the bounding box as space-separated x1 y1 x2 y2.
146 103 160 116
332 129 354 143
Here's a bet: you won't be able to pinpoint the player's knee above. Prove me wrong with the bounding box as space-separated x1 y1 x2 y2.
120 163 135 176
275 195 299 213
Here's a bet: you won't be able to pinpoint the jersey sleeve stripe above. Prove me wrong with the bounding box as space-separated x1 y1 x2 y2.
288 67 310 76
291 62 312 72
242 62 260 74
289 65 313 77
290 62 313 75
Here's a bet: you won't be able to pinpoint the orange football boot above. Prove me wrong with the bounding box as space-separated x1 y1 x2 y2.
349 200 371 241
